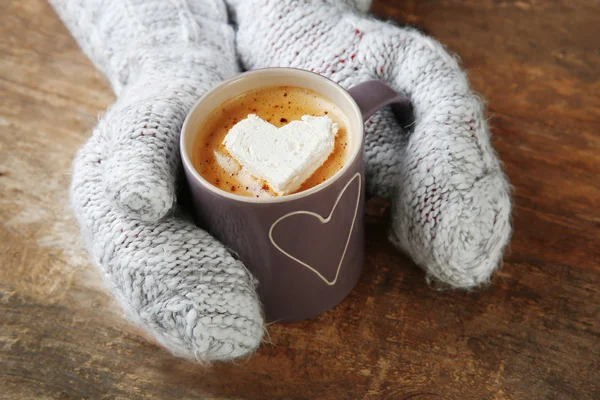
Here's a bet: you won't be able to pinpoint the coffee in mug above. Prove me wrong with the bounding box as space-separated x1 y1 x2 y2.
192 86 352 197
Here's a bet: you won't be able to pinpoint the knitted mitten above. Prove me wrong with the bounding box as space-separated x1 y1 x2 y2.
229 0 512 289
51 0 263 361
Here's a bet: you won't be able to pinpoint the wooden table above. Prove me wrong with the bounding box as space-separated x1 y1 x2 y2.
1 1 599 399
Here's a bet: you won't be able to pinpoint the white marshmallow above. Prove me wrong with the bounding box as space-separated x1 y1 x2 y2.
223 114 338 195
214 150 271 198
213 151 240 176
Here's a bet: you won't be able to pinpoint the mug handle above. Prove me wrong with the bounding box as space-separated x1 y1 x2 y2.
347 80 413 125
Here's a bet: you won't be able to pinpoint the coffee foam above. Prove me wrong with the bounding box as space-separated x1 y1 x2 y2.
193 86 351 197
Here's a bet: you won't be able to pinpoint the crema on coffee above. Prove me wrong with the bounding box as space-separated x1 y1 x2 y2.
192 86 351 197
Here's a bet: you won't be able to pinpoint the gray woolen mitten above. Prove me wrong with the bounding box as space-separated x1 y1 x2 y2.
228 0 512 288
50 0 263 361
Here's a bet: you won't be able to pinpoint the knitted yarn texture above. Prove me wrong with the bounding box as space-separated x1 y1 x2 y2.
53 0 511 362
229 0 512 288
50 0 263 361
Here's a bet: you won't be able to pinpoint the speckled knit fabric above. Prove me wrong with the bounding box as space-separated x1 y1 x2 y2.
54 0 511 362
50 0 263 361
229 0 512 288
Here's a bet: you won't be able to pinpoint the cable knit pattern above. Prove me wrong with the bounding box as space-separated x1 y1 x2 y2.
229 0 512 288
51 0 263 361
51 0 238 221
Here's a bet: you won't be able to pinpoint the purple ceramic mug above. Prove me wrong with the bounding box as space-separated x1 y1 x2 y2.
181 68 410 322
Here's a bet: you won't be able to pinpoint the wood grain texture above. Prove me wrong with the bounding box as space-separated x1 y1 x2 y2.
1 0 599 399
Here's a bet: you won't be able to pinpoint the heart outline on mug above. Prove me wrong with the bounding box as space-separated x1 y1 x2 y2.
268 172 362 286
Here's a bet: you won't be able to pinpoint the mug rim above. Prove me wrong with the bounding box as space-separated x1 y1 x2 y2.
180 67 364 204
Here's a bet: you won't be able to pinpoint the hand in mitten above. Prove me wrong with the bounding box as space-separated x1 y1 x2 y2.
229 0 512 288
51 0 263 360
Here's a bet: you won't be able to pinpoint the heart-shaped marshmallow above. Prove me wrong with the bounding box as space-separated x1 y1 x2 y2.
223 114 338 195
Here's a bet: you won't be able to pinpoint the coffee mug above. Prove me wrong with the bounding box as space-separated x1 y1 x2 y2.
181 68 410 322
